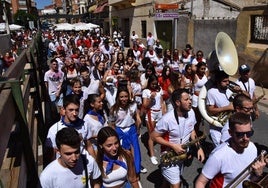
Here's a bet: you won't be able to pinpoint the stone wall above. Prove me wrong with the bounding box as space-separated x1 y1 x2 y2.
176 16 237 58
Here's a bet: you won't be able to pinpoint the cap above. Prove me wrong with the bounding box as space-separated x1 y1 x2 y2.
239 64 250 73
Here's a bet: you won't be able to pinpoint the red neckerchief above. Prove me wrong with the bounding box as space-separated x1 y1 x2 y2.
68 66 75 72
197 57 203 62
197 73 204 79
150 87 160 92
185 73 192 80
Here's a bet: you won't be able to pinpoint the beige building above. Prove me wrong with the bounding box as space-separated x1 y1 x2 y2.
108 0 182 49
107 0 268 85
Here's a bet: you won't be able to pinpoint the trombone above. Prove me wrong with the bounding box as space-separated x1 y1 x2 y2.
225 150 268 188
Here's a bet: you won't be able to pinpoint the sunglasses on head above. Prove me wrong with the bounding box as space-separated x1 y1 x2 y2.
235 130 254 138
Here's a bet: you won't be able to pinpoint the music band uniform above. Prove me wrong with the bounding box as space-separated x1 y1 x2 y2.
206 87 233 146
154 108 196 184
200 141 257 187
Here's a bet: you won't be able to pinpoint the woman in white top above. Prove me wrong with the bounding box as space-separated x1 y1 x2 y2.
192 62 208 134
140 63 156 89
96 126 139 188
84 94 106 158
109 87 142 175
142 75 165 165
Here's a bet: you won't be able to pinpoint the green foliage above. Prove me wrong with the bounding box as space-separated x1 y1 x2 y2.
13 10 37 28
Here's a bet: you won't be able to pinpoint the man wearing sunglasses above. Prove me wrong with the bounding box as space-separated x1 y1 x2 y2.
235 64 260 120
195 112 266 188
220 93 254 142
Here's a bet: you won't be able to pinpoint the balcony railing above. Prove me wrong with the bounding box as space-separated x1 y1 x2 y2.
250 15 268 44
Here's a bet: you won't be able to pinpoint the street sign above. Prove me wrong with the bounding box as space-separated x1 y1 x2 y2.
154 12 179 20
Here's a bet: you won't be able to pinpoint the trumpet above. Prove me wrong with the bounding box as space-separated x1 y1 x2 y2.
160 134 206 167
225 150 268 188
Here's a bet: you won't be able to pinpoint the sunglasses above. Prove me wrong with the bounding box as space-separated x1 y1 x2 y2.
241 106 254 112
235 130 254 138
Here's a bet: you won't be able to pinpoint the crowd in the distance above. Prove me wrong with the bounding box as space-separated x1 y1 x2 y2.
0 29 36 75
40 28 267 188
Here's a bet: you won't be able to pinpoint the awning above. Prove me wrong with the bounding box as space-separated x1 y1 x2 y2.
88 4 97 12
94 2 108 14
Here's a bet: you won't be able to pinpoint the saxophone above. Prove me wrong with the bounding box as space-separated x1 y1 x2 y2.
160 134 206 167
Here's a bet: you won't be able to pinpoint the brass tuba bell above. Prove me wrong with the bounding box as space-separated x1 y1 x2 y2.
198 32 239 127
207 32 238 76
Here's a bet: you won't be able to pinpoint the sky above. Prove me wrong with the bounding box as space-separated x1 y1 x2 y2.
35 0 52 9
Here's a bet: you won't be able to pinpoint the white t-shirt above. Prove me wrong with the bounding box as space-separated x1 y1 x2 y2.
191 58 206 65
44 70 64 95
83 114 105 137
130 82 142 105
133 50 141 62
140 73 148 88
114 103 137 129
155 109 196 146
169 60 182 73
145 50 157 62
206 88 233 108
235 78 256 99
83 79 101 100
142 89 163 111
155 57 164 72
40 152 101 188
206 87 233 144
100 44 114 61
130 34 138 42
192 75 208 107
45 119 91 149
201 141 257 188
220 121 230 143
147 36 155 47
48 41 56 52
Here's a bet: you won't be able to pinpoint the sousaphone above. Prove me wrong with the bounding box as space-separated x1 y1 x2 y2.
198 32 238 127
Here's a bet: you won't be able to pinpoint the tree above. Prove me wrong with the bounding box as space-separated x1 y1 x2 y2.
13 10 37 29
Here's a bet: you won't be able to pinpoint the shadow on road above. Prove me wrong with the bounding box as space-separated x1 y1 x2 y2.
146 168 164 188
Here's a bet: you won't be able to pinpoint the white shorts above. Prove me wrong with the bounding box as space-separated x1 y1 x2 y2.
49 93 63 107
145 110 162 122
161 164 184 185
209 125 222 147
191 94 198 108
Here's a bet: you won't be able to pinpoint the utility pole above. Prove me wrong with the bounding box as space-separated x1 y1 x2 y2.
63 0 66 14
2 1 10 34
190 0 193 19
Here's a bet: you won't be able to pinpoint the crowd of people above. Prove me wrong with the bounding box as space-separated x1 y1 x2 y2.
40 28 268 188
0 29 36 75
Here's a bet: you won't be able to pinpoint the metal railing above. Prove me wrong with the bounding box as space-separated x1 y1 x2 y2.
0 32 45 187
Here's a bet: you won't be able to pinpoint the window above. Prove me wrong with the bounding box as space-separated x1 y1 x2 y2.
250 15 268 44
18 1 26 5
141 21 147 38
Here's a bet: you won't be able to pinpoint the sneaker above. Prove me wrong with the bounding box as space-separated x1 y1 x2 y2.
150 156 158 165
140 166 147 174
